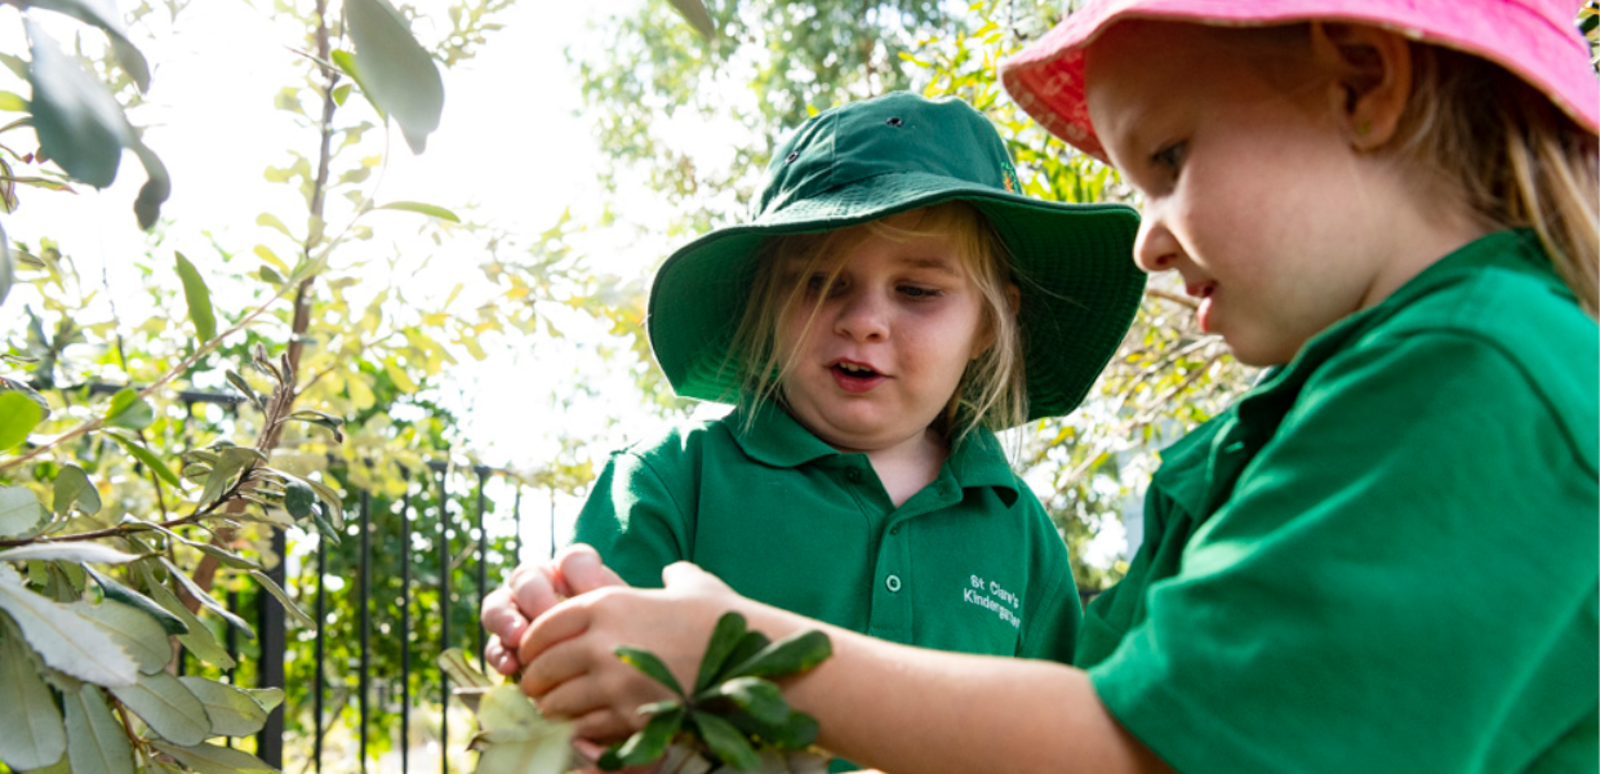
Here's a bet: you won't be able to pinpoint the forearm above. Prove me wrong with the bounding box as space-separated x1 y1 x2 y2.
739 602 1169 774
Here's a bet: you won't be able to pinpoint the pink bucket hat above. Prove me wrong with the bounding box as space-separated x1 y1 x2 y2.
1000 0 1600 162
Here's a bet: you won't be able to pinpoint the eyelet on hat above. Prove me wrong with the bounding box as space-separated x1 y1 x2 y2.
784 151 800 163
885 116 904 127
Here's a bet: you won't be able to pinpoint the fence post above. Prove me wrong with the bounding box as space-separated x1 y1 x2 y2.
256 529 287 767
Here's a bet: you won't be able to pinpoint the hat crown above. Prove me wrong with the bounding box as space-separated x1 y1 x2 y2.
755 93 1021 220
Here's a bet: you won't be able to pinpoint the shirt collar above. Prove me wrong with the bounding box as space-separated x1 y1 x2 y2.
729 402 1021 506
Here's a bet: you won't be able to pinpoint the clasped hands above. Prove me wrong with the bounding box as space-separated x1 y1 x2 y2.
479 544 739 743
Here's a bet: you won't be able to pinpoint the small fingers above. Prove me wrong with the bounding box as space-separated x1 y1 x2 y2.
481 586 528 646
556 544 628 595
510 562 567 621
484 635 519 676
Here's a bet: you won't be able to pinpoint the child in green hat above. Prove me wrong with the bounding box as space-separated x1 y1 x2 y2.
483 91 1141 682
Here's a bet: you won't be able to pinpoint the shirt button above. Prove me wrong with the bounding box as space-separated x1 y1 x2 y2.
889 524 900 535
885 574 902 593
844 469 862 483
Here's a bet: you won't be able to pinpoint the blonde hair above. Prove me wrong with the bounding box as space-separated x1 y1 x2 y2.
1390 44 1599 315
726 202 1027 444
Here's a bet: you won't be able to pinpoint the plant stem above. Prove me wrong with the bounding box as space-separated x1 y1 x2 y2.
0 281 297 474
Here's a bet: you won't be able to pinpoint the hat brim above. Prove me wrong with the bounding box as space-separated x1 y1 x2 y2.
648 169 1144 423
1000 0 1600 162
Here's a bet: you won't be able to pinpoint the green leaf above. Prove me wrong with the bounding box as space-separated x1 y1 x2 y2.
328 50 380 119
342 0 444 153
195 447 251 511
129 133 169 231
242 687 284 714
0 574 137 686
101 430 182 487
108 670 210 747
159 557 253 639
84 567 186 635
139 521 259 570
303 477 344 530
144 574 233 669
374 200 460 222
0 486 46 539
25 21 131 188
437 646 492 690
0 543 136 564
0 628 67 770
696 676 786 727
692 711 759 772
665 0 716 39
248 568 312 627
695 611 748 692
51 465 100 517
177 677 269 737
0 391 43 451
472 687 574 774
610 705 682 768
173 252 216 343
147 740 277 774
22 0 150 92
283 479 314 520
71 599 170 674
721 629 831 681
62 684 133 774
104 388 153 431
709 629 769 685
615 645 684 697
331 83 351 106
225 371 262 409
255 212 293 239
0 90 28 111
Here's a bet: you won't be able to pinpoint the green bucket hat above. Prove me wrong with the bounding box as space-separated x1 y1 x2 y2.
648 91 1144 423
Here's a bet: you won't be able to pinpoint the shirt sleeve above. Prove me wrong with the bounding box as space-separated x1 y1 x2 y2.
1090 331 1599 773
1016 496 1082 665
570 450 693 590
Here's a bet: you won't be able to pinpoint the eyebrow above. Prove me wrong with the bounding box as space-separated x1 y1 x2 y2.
897 256 965 276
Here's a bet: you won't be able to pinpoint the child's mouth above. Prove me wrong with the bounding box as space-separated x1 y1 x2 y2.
831 361 884 393
1186 282 1217 334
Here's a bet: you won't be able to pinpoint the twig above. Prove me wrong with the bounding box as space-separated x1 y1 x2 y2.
1144 287 1199 310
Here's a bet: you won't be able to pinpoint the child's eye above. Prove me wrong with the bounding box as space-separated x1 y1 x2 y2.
898 284 942 300
1150 141 1187 174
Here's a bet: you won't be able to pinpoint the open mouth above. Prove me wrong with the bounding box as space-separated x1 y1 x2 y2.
834 361 880 378
830 360 885 393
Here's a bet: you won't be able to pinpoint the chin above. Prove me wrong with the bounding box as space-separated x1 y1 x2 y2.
1223 333 1298 368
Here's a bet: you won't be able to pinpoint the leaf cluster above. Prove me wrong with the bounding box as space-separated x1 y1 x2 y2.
600 612 831 773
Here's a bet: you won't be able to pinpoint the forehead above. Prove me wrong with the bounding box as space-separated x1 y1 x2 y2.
1082 21 1313 162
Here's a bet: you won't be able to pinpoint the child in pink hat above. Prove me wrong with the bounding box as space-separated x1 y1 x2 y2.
491 2 1598 772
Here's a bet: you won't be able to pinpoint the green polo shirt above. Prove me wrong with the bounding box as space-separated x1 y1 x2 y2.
1081 230 1598 773
574 404 1081 663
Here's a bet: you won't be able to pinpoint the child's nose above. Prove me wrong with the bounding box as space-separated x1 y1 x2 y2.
834 290 889 341
1133 211 1180 274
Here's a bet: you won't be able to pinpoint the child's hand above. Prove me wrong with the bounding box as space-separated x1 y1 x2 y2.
481 544 628 676
516 561 742 741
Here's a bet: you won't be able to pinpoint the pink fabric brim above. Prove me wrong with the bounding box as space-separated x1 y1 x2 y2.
1000 0 1600 162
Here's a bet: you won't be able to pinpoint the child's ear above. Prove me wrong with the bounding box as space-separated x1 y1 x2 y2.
1310 22 1413 150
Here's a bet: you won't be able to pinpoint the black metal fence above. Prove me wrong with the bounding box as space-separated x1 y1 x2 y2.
186 460 547 774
